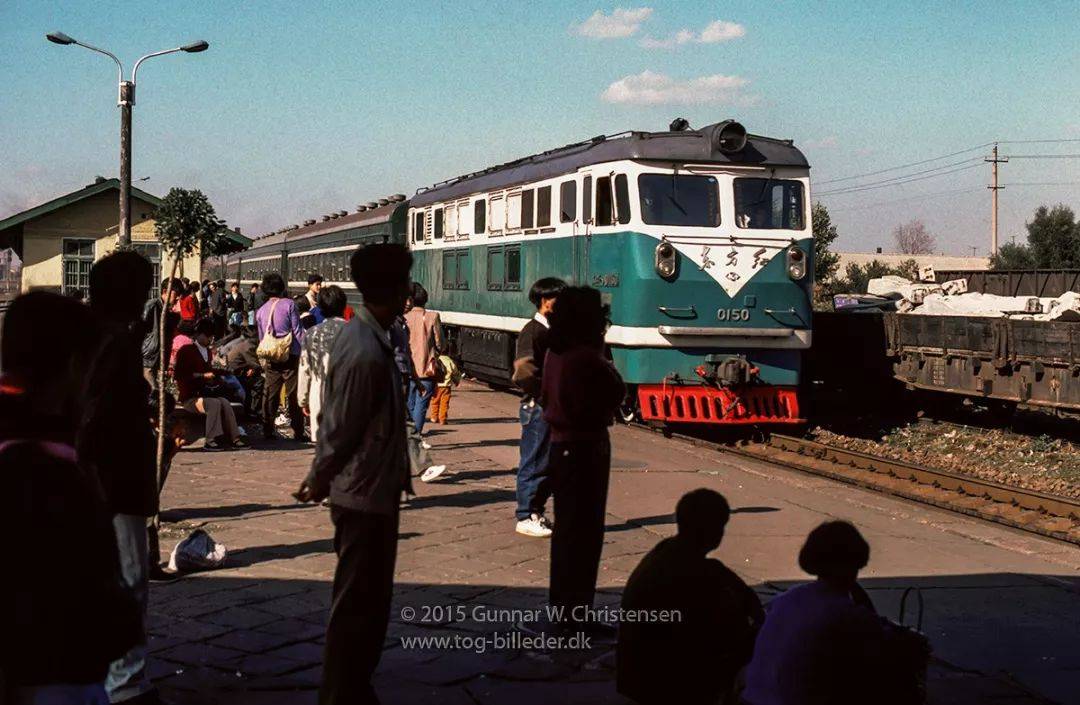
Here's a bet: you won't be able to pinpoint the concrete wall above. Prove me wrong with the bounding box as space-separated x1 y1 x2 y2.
20 190 201 292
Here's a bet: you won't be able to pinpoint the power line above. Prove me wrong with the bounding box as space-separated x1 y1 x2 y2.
816 156 983 195
824 187 980 213
816 161 983 196
998 138 1080 145
1003 154 1080 159
1001 181 1080 186
815 143 993 186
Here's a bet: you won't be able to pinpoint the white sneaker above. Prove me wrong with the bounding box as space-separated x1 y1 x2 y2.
420 440 433 450
420 465 447 483
516 513 553 538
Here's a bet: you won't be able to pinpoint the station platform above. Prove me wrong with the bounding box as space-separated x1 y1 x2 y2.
153 383 1080 704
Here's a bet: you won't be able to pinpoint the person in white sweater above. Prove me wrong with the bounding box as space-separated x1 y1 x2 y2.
298 285 348 441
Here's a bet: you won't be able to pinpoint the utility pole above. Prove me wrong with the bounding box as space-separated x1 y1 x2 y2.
119 81 133 246
986 144 1008 255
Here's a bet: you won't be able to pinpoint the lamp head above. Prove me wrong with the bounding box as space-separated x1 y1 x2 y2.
46 32 76 45
181 40 209 53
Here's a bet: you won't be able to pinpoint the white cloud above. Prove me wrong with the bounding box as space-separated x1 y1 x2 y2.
640 19 745 48
601 70 755 106
572 7 653 39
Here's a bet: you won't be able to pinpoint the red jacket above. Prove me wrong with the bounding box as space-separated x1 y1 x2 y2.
179 295 198 321
174 343 212 402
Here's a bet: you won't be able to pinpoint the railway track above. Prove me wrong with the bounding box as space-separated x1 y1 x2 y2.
632 424 1080 546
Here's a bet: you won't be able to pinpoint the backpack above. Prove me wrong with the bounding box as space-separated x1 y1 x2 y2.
256 298 293 364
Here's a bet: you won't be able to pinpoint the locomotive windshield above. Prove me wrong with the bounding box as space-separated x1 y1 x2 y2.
733 178 805 230
638 174 720 227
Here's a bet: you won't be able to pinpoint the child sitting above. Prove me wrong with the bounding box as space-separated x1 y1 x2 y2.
428 354 462 425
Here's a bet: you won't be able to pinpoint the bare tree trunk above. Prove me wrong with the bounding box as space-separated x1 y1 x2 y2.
153 258 180 537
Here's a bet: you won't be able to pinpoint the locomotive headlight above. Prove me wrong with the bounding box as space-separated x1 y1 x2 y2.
655 241 678 279
786 245 807 280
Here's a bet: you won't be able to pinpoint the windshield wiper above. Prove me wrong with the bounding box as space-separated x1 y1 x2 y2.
665 193 688 216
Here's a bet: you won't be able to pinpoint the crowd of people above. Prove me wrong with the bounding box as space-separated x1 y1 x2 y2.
0 244 926 705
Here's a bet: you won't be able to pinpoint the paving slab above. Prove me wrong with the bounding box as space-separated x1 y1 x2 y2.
154 383 1080 704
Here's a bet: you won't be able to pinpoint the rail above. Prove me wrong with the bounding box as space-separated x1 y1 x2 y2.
630 424 1080 545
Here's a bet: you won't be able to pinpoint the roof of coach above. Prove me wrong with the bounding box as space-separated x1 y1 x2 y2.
245 198 407 251
410 120 808 208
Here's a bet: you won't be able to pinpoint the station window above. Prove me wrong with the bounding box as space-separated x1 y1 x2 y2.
537 186 551 227
474 198 486 234
560 181 576 223
434 208 444 239
62 238 95 297
595 176 613 226
521 189 535 229
614 174 630 225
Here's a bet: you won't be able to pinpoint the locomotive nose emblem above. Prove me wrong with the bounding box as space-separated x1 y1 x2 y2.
699 245 715 270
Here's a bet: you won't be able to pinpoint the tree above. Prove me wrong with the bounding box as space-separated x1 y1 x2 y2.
990 241 1036 270
892 219 935 255
1027 204 1080 268
811 202 841 283
152 188 228 493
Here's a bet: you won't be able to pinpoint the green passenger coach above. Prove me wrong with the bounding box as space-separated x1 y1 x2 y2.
234 119 813 426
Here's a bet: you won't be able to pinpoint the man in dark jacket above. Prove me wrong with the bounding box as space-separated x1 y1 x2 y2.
296 244 412 705
208 279 228 339
141 278 182 391
84 251 163 704
511 277 565 538
617 489 763 705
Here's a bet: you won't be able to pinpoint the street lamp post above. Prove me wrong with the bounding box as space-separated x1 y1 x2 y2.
46 32 209 248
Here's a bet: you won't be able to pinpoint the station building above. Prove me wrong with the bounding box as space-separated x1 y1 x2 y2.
0 177 250 296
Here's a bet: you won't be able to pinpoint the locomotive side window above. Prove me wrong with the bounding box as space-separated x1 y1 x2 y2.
521 190 535 229
595 176 613 226
474 198 486 234
638 174 720 227
434 208 444 239
560 180 576 223
413 212 424 243
487 246 504 290
583 176 592 223
734 178 805 230
537 186 552 227
455 250 471 289
442 250 457 289
614 174 630 225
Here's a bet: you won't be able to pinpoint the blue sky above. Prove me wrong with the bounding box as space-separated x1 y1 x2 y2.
2 0 1079 255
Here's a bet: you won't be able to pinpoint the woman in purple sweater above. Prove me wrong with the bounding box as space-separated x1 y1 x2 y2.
541 286 625 632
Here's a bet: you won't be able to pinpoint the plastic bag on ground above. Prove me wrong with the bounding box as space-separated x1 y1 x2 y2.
168 528 228 573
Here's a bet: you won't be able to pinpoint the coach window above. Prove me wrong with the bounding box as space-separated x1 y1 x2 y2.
614 174 630 225
474 198 486 234
413 212 424 243
456 250 471 289
487 246 504 290
442 250 457 289
446 205 457 241
595 176 613 226
505 245 522 291
536 185 552 228
506 191 523 231
560 181 576 223
521 189 535 229
434 208 444 239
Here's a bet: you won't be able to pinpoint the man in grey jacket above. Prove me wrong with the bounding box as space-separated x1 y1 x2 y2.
296 243 413 705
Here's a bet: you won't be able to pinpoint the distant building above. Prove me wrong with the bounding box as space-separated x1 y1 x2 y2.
832 252 990 280
0 177 250 297
0 248 21 295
